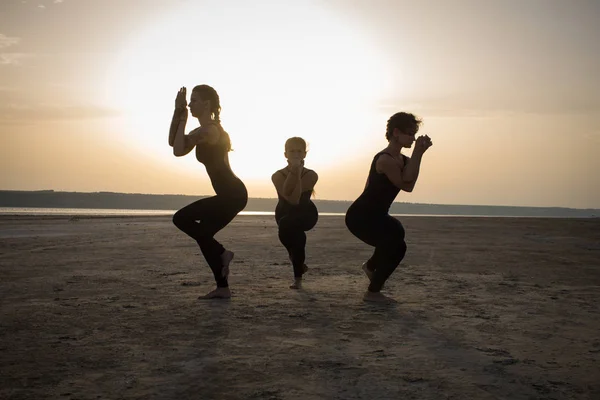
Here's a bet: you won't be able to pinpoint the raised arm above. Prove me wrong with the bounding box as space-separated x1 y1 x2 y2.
173 123 221 157
272 166 318 205
171 87 222 156
169 87 188 147
377 155 413 192
169 109 184 147
171 87 194 156
399 154 422 192
377 135 432 192
272 167 301 205
173 109 192 156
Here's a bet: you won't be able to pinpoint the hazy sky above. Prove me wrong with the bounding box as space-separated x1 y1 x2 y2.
1 0 599 208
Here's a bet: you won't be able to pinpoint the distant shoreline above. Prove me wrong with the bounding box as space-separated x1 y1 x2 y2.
0 208 595 220
0 190 597 218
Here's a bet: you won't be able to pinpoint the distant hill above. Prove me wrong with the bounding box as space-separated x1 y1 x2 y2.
0 190 597 218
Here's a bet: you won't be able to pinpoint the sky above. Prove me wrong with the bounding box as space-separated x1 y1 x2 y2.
0 0 599 209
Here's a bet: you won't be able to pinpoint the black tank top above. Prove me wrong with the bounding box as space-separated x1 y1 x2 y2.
353 151 407 214
194 123 245 197
274 168 317 220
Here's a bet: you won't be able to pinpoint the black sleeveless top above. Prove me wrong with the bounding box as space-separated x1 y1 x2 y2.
351 151 408 214
274 168 318 220
194 123 246 198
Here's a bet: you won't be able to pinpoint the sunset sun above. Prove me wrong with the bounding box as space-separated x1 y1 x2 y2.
105 0 392 181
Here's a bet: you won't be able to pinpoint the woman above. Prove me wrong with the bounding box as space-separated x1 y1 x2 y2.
169 85 248 300
345 112 433 303
271 137 319 289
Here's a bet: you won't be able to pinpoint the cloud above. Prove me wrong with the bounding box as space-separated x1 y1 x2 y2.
38 4 46 9
0 53 31 66
0 102 122 124
0 34 20 49
0 34 25 66
379 89 600 118
54 0 64 3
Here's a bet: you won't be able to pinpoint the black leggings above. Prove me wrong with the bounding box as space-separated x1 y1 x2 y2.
345 212 407 292
276 211 318 278
173 195 247 287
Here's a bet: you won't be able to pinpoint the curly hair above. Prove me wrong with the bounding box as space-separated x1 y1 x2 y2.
385 112 422 141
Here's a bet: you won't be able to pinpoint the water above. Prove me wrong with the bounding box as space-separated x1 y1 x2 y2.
0 207 176 216
0 207 271 216
0 207 579 218
0 208 351 217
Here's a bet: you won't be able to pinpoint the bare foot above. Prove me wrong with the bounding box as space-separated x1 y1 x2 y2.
363 291 395 303
362 262 373 281
289 278 302 289
221 250 234 278
198 287 231 300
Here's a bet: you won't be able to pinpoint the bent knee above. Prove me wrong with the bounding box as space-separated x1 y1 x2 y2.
393 240 407 260
382 238 407 259
172 210 187 227
397 240 407 255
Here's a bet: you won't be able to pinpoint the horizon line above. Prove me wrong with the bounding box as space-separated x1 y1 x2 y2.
0 188 597 211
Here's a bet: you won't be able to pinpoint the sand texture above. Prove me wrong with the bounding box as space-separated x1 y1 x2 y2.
1 215 599 399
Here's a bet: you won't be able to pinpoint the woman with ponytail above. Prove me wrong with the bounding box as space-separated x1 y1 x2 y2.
169 85 248 300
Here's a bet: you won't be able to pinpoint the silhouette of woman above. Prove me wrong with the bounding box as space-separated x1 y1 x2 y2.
169 85 248 299
271 137 318 289
345 112 432 303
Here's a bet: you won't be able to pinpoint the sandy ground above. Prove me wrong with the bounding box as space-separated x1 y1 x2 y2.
1 215 599 400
